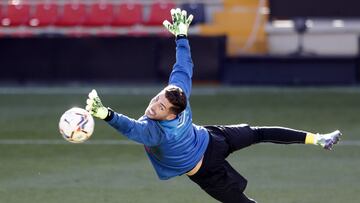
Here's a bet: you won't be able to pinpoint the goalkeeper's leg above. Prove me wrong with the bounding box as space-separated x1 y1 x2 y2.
251 126 341 150
206 124 341 153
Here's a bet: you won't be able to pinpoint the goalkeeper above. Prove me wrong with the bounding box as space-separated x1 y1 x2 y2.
86 8 341 203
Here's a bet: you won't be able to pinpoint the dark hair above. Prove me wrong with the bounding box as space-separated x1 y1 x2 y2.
164 86 187 115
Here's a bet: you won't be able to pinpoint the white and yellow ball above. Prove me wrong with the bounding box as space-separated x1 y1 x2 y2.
59 107 94 143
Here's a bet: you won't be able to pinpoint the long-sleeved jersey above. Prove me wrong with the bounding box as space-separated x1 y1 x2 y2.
107 38 210 180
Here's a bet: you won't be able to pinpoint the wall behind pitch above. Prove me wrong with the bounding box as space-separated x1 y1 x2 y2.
0 36 225 84
223 56 358 85
0 37 159 84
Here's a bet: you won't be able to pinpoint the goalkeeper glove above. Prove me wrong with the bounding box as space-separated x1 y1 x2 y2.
86 89 109 120
163 8 193 37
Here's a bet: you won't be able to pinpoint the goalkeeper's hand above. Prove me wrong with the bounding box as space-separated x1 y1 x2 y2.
86 89 108 120
163 8 193 37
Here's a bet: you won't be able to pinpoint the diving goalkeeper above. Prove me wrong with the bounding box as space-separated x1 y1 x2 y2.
86 8 341 203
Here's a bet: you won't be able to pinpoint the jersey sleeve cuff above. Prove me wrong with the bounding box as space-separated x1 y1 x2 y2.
176 35 187 40
104 108 114 121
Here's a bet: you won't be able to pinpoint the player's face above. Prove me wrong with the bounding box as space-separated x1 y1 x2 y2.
145 91 176 121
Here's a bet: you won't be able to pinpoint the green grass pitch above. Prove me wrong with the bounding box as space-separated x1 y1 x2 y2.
0 86 359 203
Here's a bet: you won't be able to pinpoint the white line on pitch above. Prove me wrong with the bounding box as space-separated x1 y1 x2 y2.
0 139 139 145
0 139 359 146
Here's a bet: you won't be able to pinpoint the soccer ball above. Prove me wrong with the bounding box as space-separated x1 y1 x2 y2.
59 107 94 143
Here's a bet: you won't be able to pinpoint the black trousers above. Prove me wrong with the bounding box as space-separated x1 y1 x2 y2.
188 124 307 203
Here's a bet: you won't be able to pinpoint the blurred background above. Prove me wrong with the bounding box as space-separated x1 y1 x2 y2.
0 0 360 85
0 0 360 203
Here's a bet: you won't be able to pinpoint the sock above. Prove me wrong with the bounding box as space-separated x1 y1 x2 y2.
305 133 318 145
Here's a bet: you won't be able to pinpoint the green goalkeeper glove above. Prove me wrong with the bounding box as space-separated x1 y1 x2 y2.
86 89 109 120
163 8 193 37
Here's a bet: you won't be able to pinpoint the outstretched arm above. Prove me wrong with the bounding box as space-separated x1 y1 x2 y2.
86 89 163 146
106 113 163 146
163 8 194 99
169 38 192 99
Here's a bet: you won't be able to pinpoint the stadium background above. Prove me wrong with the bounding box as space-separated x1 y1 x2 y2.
0 0 359 202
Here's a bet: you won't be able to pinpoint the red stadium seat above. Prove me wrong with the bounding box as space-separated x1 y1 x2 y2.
84 2 114 26
112 3 143 26
55 2 86 26
0 3 3 19
1 2 31 26
144 1 175 26
0 3 7 26
29 2 58 27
